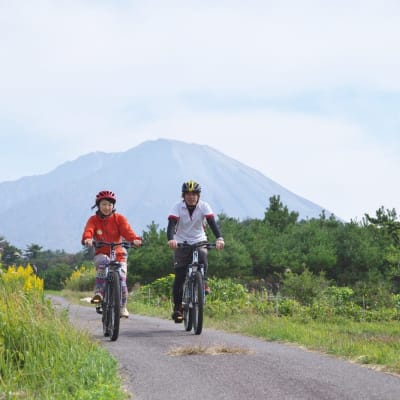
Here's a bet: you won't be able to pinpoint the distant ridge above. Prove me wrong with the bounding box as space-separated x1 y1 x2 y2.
0 139 333 252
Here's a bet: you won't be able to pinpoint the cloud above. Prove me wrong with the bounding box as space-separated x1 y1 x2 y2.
2 1 400 95
0 1 399 221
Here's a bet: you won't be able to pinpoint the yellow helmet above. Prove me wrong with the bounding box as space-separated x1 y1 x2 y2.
182 180 201 193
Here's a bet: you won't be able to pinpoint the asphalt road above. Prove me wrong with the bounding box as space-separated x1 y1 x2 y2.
51 296 400 400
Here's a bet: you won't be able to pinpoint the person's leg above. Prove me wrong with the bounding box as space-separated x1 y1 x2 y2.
171 247 190 320
119 261 130 317
173 267 186 308
91 254 109 302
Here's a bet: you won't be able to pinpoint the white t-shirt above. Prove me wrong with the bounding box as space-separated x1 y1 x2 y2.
169 200 214 244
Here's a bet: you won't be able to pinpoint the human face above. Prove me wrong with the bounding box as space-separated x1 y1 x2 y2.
98 199 114 215
183 192 199 207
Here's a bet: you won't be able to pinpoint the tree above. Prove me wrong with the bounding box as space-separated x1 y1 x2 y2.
24 244 43 260
127 222 171 285
208 215 253 278
365 206 400 245
264 195 299 231
0 239 22 268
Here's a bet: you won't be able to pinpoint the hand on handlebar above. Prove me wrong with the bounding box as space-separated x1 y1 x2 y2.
84 238 94 247
168 239 178 249
133 238 142 248
216 238 225 250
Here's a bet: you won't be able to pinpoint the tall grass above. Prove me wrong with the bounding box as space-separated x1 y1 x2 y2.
0 265 129 399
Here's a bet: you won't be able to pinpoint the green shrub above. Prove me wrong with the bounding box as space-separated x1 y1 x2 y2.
281 268 330 305
64 265 96 292
132 274 174 306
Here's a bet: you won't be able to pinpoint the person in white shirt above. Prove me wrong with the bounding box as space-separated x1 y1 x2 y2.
167 180 225 322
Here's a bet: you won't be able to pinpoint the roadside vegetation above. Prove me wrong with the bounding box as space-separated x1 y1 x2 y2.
0 265 129 399
126 273 400 375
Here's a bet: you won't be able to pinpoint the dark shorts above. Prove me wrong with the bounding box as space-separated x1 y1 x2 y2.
173 246 208 270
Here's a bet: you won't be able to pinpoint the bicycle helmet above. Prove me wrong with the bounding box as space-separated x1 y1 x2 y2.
182 180 201 194
95 190 116 205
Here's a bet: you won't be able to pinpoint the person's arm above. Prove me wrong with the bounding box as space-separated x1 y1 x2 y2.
167 217 178 240
81 217 95 246
205 215 222 238
206 215 224 249
167 216 178 248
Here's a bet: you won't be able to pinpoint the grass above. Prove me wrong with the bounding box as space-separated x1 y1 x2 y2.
208 314 400 372
0 284 130 399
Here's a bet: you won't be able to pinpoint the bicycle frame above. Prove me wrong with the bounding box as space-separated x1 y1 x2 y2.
93 240 133 341
180 242 215 335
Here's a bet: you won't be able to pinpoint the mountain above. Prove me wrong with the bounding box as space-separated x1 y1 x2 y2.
0 139 334 253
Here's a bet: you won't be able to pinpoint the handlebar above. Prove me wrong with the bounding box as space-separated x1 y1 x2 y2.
93 240 138 250
177 241 217 250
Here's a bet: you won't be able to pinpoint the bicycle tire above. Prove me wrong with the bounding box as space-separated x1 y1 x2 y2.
182 278 192 331
192 271 204 335
103 270 121 341
102 283 111 337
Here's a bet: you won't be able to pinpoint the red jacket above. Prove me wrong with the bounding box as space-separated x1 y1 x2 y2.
81 212 141 261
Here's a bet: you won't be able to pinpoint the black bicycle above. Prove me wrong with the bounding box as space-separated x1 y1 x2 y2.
180 242 216 335
92 240 135 341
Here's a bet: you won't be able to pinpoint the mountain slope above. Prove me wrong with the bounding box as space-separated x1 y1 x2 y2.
0 139 333 252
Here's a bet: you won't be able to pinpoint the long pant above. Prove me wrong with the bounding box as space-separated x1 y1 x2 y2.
172 246 208 309
94 254 128 307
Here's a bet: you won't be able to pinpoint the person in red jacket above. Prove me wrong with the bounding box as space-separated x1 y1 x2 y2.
82 190 142 318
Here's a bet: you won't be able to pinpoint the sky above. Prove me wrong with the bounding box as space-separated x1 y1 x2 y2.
1 0 399 222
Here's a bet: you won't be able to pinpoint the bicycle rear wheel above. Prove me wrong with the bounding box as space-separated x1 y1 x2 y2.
192 271 204 335
103 270 121 341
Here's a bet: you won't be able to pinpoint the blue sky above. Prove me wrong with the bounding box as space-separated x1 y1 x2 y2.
1 1 399 222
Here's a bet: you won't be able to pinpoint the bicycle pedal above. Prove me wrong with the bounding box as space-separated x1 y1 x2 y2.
91 294 103 304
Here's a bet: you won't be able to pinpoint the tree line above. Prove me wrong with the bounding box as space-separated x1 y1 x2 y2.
127 196 400 293
1 195 399 296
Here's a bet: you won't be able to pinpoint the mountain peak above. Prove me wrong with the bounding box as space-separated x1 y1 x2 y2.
0 139 331 252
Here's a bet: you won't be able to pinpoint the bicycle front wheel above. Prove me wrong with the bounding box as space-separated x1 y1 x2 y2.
103 270 121 341
182 278 192 331
192 271 204 335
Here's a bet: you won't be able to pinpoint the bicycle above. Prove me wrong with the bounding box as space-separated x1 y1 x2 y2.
179 241 216 335
92 240 135 341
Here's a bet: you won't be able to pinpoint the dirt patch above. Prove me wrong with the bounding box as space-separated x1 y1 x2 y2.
167 344 254 356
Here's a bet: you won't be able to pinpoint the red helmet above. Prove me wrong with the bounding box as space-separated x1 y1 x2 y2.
95 190 116 205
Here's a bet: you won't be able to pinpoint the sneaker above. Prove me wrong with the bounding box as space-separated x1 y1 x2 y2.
120 306 129 318
171 306 183 323
204 283 211 295
91 293 103 304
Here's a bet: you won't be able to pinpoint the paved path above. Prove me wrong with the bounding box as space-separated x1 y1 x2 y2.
51 296 400 400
